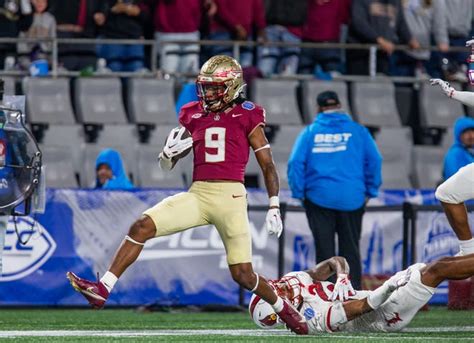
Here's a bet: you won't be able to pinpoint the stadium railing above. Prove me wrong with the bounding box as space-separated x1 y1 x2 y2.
0 37 468 82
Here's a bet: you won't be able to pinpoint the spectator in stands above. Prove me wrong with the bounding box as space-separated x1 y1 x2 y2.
143 0 215 75
287 90 382 289
347 0 420 75
204 0 266 67
95 148 133 189
391 0 449 77
297 0 351 76
257 0 306 77
49 0 100 70
95 0 147 72
0 0 33 70
17 0 56 70
443 116 474 180
435 0 473 82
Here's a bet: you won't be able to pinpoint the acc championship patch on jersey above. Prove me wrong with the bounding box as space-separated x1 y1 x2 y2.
304 307 316 320
242 101 255 110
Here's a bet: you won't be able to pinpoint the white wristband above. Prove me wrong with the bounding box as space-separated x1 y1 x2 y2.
269 196 279 208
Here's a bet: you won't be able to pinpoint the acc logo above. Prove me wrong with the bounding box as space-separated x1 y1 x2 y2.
191 113 203 119
242 101 255 110
304 307 315 320
0 217 56 282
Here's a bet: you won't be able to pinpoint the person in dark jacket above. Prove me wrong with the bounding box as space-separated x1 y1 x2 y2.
95 0 147 72
287 90 382 289
347 0 419 75
205 0 266 67
443 116 474 180
49 0 101 70
297 0 351 75
257 0 306 76
0 0 33 69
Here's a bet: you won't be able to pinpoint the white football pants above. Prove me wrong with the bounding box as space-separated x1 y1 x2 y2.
436 163 474 204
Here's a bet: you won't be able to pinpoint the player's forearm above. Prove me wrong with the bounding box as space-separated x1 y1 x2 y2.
307 257 349 281
451 90 474 107
261 162 280 198
342 299 373 321
334 257 350 279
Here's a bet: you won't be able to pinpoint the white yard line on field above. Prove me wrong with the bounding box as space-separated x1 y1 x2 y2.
0 327 473 339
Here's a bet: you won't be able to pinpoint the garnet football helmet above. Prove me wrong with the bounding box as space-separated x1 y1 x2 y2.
196 55 246 112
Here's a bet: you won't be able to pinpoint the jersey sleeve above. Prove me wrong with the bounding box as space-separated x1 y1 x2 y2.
247 104 266 137
178 109 190 130
178 101 199 132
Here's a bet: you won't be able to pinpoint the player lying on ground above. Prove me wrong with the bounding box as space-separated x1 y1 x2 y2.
66 55 308 335
430 38 474 256
250 255 474 334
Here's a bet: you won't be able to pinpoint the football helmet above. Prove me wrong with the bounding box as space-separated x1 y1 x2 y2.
249 294 282 329
196 55 246 112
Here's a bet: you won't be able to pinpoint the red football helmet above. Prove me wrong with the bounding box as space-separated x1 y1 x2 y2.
249 294 282 329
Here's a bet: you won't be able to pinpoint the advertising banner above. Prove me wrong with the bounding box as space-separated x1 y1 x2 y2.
0 188 466 306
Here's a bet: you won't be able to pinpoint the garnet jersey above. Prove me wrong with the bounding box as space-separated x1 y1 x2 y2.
179 100 265 182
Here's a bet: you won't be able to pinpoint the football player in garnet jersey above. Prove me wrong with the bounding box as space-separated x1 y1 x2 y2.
66 55 308 335
251 254 474 334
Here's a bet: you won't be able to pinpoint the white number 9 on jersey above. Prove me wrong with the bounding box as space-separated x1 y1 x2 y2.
205 127 226 162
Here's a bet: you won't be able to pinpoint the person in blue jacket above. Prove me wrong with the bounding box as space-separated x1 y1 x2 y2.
287 90 382 289
95 148 133 189
443 116 474 180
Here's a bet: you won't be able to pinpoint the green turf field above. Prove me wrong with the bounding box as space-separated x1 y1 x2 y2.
0 307 473 342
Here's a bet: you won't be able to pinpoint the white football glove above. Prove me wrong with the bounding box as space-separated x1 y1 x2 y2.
385 268 412 292
330 273 355 301
162 127 193 159
265 208 283 238
466 39 474 48
429 78 455 97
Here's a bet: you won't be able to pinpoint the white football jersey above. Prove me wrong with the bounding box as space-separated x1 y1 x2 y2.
276 271 365 333
300 264 434 334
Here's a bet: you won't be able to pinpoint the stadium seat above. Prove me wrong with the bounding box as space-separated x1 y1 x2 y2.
250 79 302 125
135 145 187 188
23 77 76 124
148 124 177 146
2 76 15 95
126 78 178 125
301 80 350 123
350 80 401 127
272 125 304 154
394 85 415 126
74 78 128 124
245 152 262 188
419 82 465 128
80 144 135 188
376 127 414 189
441 127 454 149
40 144 78 188
95 124 139 147
411 146 445 189
41 124 85 172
